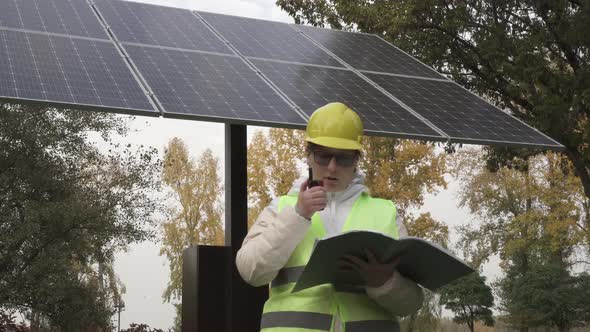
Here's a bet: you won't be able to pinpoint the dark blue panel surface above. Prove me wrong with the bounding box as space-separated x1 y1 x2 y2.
366 73 561 147
295 25 443 79
0 0 108 39
198 11 343 67
252 59 444 139
125 45 304 125
94 0 231 53
0 29 154 112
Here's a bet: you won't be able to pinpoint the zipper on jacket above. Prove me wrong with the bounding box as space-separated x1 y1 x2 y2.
327 192 336 224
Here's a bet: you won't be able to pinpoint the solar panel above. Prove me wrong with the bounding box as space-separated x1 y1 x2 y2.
94 0 231 54
366 73 561 148
295 25 443 79
0 0 108 39
0 29 155 113
124 45 305 126
197 11 343 68
251 59 445 140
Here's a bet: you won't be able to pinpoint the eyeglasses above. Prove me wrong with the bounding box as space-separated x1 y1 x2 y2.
312 151 358 167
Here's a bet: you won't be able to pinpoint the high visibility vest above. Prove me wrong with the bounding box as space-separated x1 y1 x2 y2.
261 192 400 332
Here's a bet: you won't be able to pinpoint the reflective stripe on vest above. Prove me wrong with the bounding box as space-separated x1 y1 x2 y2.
261 312 332 331
271 266 305 288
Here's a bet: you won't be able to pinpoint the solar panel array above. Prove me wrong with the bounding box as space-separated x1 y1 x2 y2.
0 0 155 113
0 0 108 39
366 73 558 146
93 0 231 54
294 25 443 79
197 11 343 68
0 29 153 111
126 45 301 125
0 0 562 149
252 60 441 140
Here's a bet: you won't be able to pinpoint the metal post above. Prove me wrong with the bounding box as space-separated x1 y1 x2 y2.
224 123 267 332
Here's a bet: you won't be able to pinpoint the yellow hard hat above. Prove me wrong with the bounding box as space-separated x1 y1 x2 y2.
305 102 363 150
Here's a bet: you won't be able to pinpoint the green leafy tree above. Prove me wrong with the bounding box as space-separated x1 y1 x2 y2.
439 273 494 332
121 323 165 332
0 104 161 331
498 264 590 332
0 308 29 332
451 147 589 329
160 138 224 331
276 0 590 203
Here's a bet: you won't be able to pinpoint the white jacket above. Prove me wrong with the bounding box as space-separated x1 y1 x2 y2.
236 172 424 324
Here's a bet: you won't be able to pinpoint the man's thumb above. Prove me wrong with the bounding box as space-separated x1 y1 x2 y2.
299 179 308 193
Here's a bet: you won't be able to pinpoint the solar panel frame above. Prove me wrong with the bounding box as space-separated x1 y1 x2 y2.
365 72 562 149
93 0 232 54
122 44 307 127
250 58 447 141
293 24 444 80
0 28 157 115
0 0 109 40
196 11 344 68
0 0 564 150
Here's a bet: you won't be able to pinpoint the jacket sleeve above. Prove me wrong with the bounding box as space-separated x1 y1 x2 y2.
365 214 424 316
236 198 311 287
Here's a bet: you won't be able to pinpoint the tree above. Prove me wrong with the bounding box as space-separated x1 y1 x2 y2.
0 104 161 331
451 148 589 329
361 137 447 213
247 128 305 226
276 0 590 203
498 264 590 332
121 323 165 332
439 273 495 332
0 308 29 332
160 138 224 331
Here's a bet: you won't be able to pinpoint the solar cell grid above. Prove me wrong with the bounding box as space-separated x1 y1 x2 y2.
124 45 304 125
251 59 445 140
0 29 154 112
366 73 560 147
197 11 343 68
295 25 443 79
94 0 231 53
0 0 108 39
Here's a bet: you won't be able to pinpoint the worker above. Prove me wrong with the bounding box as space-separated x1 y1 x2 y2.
236 102 424 331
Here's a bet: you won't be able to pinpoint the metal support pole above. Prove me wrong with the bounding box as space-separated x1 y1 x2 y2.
224 124 267 332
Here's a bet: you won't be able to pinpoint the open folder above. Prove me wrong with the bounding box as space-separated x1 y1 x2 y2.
292 230 475 292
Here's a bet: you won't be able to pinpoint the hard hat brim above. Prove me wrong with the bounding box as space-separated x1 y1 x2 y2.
306 136 362 151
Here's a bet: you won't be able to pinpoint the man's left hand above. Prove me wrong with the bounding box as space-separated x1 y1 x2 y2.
340 249 401 288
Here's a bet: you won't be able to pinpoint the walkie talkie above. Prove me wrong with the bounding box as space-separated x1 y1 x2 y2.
308 168 323 188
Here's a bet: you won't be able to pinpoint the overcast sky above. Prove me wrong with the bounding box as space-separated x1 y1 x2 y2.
106 0 499 330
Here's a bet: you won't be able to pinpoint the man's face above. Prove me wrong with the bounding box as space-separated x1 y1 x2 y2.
307 146 359 192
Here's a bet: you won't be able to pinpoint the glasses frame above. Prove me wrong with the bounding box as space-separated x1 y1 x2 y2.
311 150 359 167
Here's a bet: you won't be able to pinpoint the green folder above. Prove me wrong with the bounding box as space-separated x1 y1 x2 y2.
292 230 475 292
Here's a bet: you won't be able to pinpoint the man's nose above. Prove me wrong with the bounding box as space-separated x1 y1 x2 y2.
327 157 338 171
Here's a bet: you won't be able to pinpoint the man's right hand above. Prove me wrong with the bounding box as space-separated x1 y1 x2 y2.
295 180 327 220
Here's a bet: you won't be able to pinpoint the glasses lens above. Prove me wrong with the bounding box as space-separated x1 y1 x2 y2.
313 152 332 166
313 151 356 167
335 154 355 167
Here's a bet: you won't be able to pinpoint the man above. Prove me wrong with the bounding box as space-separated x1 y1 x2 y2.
236 102 424 331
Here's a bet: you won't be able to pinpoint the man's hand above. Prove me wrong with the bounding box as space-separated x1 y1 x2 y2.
295 180 327 220
340 249 401 288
